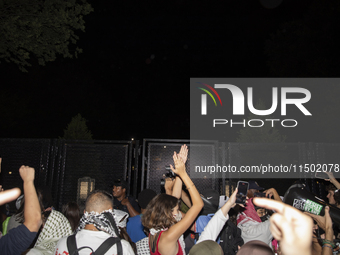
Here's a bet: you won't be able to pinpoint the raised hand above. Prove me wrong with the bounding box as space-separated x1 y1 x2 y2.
253 198 313 255
325 171 335 181
177 144 188 164
170 152 186 177
263 188 282 201
19 165 35 183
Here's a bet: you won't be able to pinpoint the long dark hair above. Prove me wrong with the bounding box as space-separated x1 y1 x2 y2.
62 201 81 232
16 186 53 223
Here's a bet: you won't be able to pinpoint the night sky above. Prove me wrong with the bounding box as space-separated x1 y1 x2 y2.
1 0 340 143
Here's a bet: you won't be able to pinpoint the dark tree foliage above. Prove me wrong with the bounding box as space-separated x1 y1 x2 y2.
62 113 93 140
237 99 286 143
0 0 93 71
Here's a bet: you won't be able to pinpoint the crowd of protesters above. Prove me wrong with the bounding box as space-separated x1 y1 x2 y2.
0 146 339 255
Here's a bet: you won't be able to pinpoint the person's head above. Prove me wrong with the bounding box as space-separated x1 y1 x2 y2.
85 190 113 213
141 193 180 230
62 201 80 232
256 208 267 217
16 187 50 223
254 205 269 222
137 189 157 211
237 240 274 255
326 184 337 205
247 181 264 198
333 189 340 207
199 189 219 215
189 240 223 255
36 186 54 210
112 179 128 198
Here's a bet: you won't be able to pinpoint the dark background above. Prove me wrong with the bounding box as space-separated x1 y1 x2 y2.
1 0 340 142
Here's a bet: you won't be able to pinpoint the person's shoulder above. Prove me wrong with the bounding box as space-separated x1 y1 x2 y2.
12 223 36 235
106 239 135 255
128 214 141 222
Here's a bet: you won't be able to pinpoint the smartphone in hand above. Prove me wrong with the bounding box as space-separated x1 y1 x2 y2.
315 171 330 179
236 181 249 205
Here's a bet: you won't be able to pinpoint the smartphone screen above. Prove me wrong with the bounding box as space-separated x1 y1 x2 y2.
315 171 329 179
236 181 249 205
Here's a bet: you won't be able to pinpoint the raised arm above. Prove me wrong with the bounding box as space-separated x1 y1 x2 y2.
121 197 140 217
263 188 282 201
0 188 21 206
325 172 340 189
164 152 203 242
306 206 334 255
198 188 238 243
20 166 42 232
322 206 334 255
172 145 192 207
171 176 182 199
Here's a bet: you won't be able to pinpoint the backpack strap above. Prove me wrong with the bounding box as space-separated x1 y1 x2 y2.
95 237 123 255
102 212 120 237
67 234 122 255
67 234 78 255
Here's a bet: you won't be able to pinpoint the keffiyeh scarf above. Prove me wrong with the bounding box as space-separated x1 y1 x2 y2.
28 210 73 255
237 198 261 226
76 209 129 237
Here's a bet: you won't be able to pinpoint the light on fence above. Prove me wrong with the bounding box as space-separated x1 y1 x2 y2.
77 177 95 202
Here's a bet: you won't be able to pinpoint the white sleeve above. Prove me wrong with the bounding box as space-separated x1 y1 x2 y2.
197 209 229 244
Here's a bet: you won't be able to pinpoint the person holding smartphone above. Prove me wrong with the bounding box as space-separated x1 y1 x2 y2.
237 196 273 248
236 182 281 249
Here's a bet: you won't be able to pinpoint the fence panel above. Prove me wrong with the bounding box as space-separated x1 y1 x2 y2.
54 140 133 211
0 138 51 190
141 139 220 195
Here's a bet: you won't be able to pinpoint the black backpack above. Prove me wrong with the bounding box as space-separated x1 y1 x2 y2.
219 220 244 255
67 212 123 255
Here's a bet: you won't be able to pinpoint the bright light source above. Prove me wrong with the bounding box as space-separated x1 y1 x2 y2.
77 177 95 203
8 172 12 175
131 138 134 141
164 146 166 148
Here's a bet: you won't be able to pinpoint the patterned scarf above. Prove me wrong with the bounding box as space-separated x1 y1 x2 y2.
28 210 73 255
237 198 261 226
76 209 129 237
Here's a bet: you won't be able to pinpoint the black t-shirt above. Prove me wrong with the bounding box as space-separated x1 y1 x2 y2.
0 224 38 255
113 196 141 216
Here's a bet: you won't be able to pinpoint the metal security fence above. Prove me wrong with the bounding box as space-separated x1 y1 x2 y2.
54 140 135 210
0 139 52 190
2 138 340 209
0 139 135 211
141 139 220 195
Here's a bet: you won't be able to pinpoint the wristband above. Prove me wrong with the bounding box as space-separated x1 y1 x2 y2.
322 244 334 251
322 239 336 249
